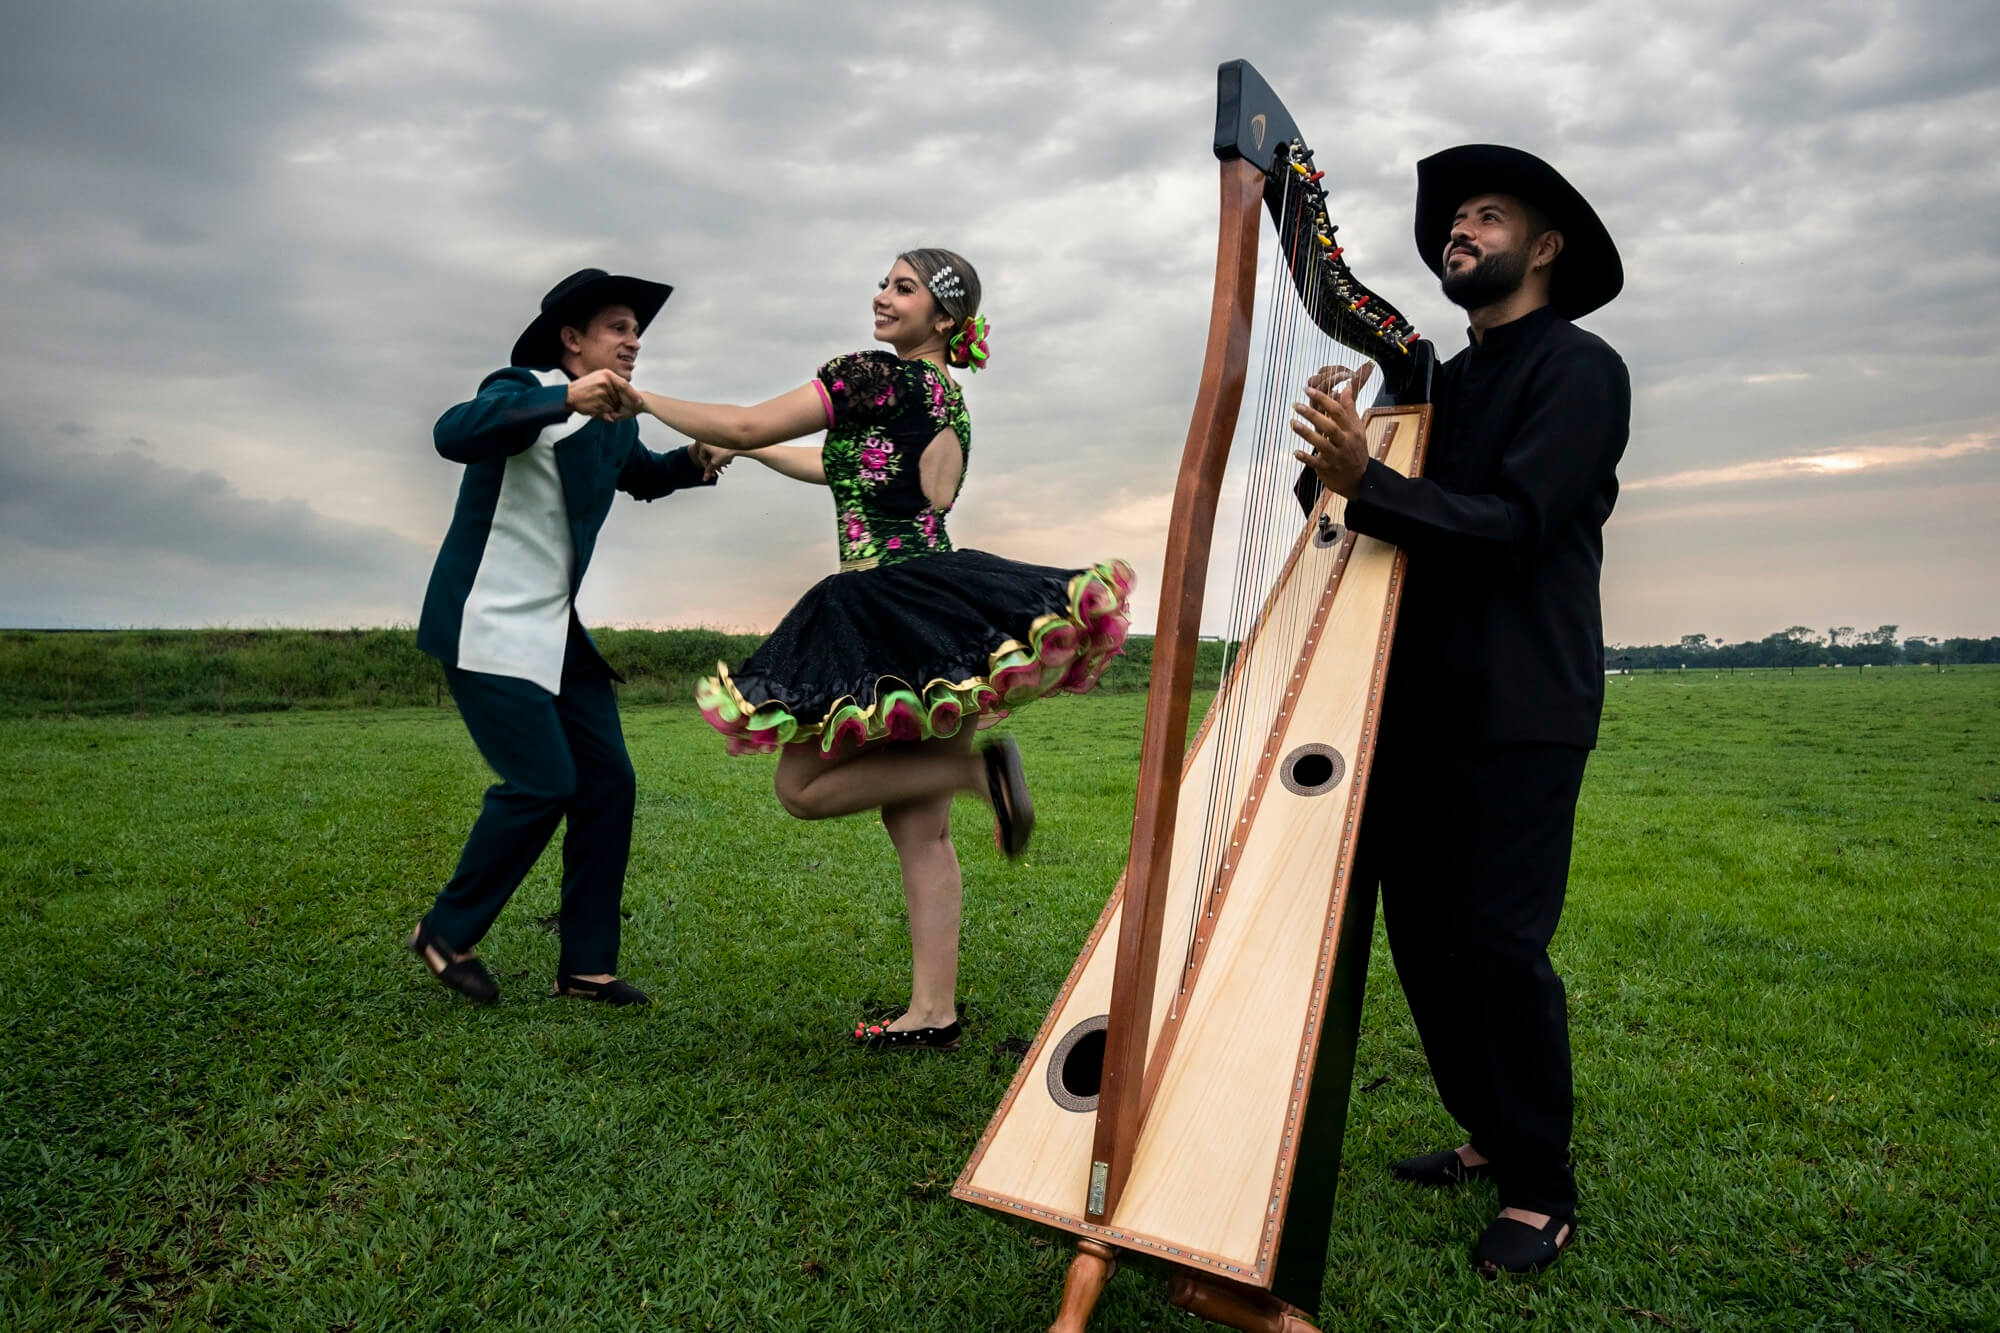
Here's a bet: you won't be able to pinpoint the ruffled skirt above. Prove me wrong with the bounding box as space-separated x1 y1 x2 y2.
696 549 1133 755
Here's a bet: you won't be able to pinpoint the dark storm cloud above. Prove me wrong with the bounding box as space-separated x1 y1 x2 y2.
0 418 422 568
1 0 1995 636
0 418 426 625
0 427 417 572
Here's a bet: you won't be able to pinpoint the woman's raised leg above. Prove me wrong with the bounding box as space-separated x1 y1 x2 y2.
773 732 987 821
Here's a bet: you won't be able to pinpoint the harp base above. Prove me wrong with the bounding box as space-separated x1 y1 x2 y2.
1045 1243 1325 1333
1167 1272 1322 1333
1049 1240 1118 1333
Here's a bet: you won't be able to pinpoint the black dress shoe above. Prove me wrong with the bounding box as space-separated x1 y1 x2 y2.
1391 1148 1491 1187
553 974 651 1006
1473 1212 1576 1276
408 920 499 1005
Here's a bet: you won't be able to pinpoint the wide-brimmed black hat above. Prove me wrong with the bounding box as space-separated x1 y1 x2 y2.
510 268 673 369
1414 144 1621 319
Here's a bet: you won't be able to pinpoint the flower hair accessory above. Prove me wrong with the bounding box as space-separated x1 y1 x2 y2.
928 264 966 304
948 314 990 371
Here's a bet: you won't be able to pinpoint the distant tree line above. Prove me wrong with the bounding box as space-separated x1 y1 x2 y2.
1606 625 2000 670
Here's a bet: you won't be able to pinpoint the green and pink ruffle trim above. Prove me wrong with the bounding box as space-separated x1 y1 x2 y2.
696 559 1134 756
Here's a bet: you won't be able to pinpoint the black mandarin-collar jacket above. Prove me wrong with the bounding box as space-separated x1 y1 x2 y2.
1343 304 1631 749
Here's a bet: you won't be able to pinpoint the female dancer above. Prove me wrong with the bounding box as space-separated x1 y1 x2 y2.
637 248 1131 1050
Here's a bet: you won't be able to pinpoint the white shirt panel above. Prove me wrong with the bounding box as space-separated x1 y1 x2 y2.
455 369 584 694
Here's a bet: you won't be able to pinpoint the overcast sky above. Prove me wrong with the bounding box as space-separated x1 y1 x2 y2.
3 0 1995 644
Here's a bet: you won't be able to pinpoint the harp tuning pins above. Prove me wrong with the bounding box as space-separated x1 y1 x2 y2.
1308 170 1325 182
1291 162 1311 177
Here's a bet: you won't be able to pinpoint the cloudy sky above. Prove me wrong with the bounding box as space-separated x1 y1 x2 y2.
3 0 1995 644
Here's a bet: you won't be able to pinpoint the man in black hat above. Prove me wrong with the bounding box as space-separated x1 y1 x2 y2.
409 269 727 1007
1292 145 1631 1274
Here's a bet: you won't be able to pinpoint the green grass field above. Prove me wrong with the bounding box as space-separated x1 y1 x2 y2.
2 668 1996 1331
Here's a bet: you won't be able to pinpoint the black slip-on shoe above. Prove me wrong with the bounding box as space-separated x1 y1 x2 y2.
1391 1148 1492 1187
408 920 499 1005
1473 1212 1576 1276
553 974 651 1006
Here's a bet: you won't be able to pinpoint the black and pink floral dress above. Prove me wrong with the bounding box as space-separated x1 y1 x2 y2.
697 350 1133 755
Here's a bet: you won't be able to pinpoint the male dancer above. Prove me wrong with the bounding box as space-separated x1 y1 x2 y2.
410 268 725 1007
1292 146 1630 1274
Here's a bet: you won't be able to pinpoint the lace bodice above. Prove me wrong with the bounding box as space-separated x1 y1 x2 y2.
813 351 969 569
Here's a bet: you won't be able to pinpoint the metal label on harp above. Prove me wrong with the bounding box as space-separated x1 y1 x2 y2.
1088 1161 1110 1217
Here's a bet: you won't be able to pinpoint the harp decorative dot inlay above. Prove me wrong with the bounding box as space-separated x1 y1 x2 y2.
1279 742 1345 796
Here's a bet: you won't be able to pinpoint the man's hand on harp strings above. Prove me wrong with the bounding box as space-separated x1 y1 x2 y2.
1290 361 1375 498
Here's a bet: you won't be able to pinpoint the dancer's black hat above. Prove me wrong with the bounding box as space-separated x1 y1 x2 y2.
1414 144 1622 318
510 268 673 369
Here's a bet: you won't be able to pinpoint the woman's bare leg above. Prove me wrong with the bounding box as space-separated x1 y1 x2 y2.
880 782 963 1032
773 731 989 822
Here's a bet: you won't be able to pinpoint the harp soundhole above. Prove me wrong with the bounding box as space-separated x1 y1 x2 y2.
1047 1014 1109 1112
1280 743 1346 796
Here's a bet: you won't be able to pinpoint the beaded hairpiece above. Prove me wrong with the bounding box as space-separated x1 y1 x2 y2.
928 264 966 304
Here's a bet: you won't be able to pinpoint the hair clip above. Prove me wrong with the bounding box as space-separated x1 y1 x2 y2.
928 264 965 302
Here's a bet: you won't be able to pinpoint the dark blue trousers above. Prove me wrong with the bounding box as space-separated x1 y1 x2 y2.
1356 735 1590 1219
425 648 635 977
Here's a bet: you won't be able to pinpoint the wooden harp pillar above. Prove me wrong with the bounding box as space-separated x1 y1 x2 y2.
1089 149 1269 1225
954 59 1436 1332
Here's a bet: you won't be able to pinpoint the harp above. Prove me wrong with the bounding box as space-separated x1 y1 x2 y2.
952 62 1437 1332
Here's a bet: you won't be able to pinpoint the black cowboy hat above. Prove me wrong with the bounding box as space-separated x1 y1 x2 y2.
510 268 673 369
1414 144 1622 319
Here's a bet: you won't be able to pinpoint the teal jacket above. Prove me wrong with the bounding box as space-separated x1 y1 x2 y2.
416 366 711 691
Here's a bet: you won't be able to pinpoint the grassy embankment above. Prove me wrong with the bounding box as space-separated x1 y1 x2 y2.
0 628 1233 719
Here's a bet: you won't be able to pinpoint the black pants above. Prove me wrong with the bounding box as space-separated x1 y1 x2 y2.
1355 737 1590 1217
425 651 635 977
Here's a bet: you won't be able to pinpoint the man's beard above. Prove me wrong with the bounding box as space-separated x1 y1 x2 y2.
1440 243 1531 310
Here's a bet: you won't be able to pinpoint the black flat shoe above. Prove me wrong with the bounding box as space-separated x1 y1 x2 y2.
852 1016 962 1052
1473 1212 1576 1276
408 920 498 1005
981 736 1035 859
1392 1147 1492 1188
553 974 651 1006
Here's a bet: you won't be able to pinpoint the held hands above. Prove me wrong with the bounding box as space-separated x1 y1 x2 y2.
1289 362 1375 499
687 440 734 482
566 369 645 423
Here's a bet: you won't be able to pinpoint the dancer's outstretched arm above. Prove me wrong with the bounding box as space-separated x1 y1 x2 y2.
637 386 825 451
743 446 827 485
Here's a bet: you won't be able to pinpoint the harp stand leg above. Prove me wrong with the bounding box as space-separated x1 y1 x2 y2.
1048 1240 1118 1333
1166 1273 1323 1333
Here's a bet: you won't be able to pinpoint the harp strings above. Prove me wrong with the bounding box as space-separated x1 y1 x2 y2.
1174 158 1362 1004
